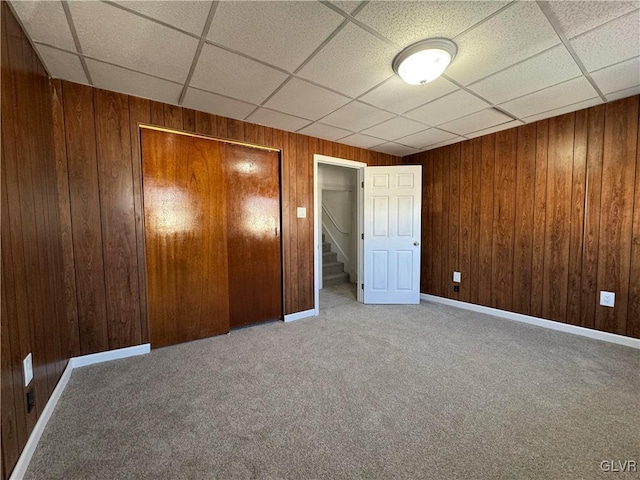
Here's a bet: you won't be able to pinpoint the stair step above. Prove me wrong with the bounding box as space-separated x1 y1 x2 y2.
322 251 337 263
323 271 349 287
323 261 344 276
322 242 331 253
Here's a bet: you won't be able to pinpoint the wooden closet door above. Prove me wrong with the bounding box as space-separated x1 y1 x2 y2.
224 144 282 328
142 129 230 348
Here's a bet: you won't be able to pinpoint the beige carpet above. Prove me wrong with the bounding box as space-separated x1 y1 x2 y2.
24 284 639 479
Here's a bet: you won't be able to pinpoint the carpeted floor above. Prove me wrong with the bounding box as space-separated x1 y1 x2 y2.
25 284 639 479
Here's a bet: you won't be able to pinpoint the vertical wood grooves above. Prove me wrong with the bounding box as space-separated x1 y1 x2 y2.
405 97 640 339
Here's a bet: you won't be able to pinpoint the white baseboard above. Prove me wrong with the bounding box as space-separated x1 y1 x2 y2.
9 343 150 480
70 343 150 368
284 309 316 322
421 294 640 350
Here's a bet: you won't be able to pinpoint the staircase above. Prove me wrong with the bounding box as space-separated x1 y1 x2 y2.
322 233 349 287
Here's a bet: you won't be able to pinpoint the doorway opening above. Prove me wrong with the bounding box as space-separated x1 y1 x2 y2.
313 154 366 315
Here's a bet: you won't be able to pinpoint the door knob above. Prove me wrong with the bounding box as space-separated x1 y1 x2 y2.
413 241 420 246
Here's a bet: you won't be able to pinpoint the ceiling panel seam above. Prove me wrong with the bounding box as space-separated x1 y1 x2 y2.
100 0 200 40
62 0 93 85
178 1 219 105
536 0 607 102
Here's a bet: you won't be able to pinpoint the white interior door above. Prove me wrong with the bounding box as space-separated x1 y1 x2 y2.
363 165 422 304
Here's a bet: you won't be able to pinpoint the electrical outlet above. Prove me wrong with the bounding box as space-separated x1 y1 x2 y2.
453 285 460 292
23 353 33 387
600 291 615 308
453 271 461 283
296 207 306 218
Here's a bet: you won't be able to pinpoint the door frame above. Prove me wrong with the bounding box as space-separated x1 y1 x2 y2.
313 154 366 315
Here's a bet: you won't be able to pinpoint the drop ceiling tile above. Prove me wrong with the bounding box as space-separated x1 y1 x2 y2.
360 117 426 141
404 90 489 126
246 108 311 133
445 1 561 85
10 0 76 51
522 97 603 123
298 23 397 97
542 1 639 39
68 1 198 83
264 78 350 121
499 76 598 119
426 136 467 150
571 10 640 72
208 1 343 72
36 45 87 84
360 75 458 114
591 56 640 94
321 101 394 132
338 133 386 149
298 123 352 142
371 142 419 157
606 85 640 102
438 109 513 136
183 88 256 121
110 1 212 36
330 1 363 15
355 1 508 47
396 128 457 149
468 45 582 104
87 59 183 106
464 120 524 139
191 44 288 105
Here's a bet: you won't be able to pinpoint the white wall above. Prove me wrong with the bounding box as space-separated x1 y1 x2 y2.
318 164 358 282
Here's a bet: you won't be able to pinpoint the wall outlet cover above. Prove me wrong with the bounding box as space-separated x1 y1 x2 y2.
600 291 615 308
453 271 461 283
296 207 307 218
23 353 33 386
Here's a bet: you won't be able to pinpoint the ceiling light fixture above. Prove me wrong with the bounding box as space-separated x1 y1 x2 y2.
392 38 457 86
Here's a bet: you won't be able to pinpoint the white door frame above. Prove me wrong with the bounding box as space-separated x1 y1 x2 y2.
313 154 366 315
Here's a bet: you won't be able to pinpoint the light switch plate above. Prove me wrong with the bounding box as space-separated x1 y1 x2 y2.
600 291 615 308
453 271 461 283
23 353 33 386
296 207 306 218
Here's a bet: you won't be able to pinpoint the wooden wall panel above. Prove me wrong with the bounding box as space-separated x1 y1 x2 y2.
491 129 516 310
94 90 141 349
478 135 495 306
531 120 549 318
63 83 110 354
542 114 575 323
595 97 638 334
448 144 460 300
1 4 70 477
629 112 640 338
566 110 588 325
580 105 605 329
128 96 151 344
405 97 640 339
513 124 536 315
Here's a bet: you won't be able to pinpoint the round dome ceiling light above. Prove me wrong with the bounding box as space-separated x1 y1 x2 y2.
392 38 458 85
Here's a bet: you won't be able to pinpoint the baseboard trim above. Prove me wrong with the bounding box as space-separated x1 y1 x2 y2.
9 343 151 480
284 309 316 322
421 294 640 350
70 343 150 369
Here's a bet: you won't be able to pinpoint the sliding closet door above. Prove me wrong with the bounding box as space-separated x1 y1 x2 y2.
224 144 282 328
142 129 230 348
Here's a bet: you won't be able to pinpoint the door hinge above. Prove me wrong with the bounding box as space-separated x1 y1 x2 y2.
361 181 364 188
361 283 364 290
361 233 364 240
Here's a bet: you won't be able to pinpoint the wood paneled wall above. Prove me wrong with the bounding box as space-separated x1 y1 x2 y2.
1 4 70 476
405 96 640 339
51 79 401 357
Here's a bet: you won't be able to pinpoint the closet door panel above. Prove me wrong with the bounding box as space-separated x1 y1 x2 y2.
224 144 282 328
142 129 230 347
